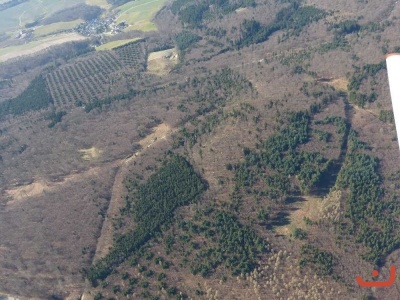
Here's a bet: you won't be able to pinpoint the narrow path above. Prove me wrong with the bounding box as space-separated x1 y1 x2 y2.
19 11 26 28
92 124 175 262
92 163 126 261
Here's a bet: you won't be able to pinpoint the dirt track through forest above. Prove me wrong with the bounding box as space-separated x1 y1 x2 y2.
93 123 175 261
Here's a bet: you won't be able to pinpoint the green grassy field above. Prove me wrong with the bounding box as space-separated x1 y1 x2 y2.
0 0 166 35
0 0 86 34
0 33 85 62
0 38 47 56
33 20 83 37
0 0 167 62
86 0 110 9
115 0 167 32
95 37 141 51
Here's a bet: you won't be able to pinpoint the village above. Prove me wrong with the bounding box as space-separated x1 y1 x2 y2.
15 28 33 39
74 17 128 36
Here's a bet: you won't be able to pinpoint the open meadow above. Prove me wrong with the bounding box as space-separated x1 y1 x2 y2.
115 0 168 32
95 37 141 51
0 0 167 63
33 20 83 38
0 33 87 62
0 0 85 34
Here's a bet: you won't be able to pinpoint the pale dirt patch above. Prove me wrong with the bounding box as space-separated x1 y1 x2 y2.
124 123 174 164
276 190 342 236
5 181 48 203
146 48 178 76
78 147 103 161
4 167 101 206
138 123 172 147
0 33 87 62
326 78 349 91
235 7 248 13
0 294 22 300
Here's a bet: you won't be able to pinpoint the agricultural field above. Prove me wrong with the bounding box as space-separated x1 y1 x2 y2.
115 0 168 32
114 40 147 68
0 0 168 65
33 20 83 37
0 0 85 34
96 37 141 51
0 33 86 62
45 51 123 107
45 41 147 107
86 0 111 10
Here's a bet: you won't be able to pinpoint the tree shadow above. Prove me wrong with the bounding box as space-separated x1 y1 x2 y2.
266 211 291 229
285 196 306 205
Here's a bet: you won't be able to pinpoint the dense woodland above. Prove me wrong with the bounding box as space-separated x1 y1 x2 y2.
236 4 327 48
0 75 53 119
85 154 207 285
347 62 386 107
231 106 336 205
335 131 400 265
188 210 268 277
171 0 256 28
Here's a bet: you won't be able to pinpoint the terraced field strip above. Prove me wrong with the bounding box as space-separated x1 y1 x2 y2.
45 73 63 106
69 65 92 102
49 72 63 106
63 66 81 103
100 51 123 71
53 70 70 105
86 58 111 86
115 41 146 68
59 68 75 104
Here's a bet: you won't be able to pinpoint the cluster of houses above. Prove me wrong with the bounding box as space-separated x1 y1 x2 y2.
13 16 128 41
74 17 128 36
15 29 33 39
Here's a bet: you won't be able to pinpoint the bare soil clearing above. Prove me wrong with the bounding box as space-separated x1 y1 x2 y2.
325 78 349 91
275 190 342 236
146 48 179 76
78 147 103 161
4 167 101 207
235 7 248 13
